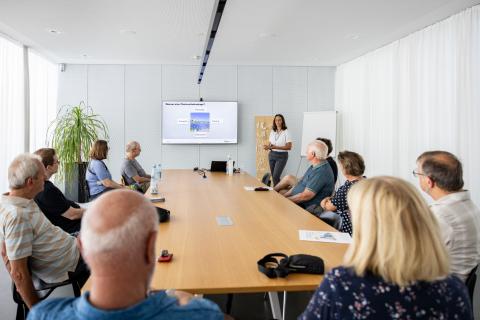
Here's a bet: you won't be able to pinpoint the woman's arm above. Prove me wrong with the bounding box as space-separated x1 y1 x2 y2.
270 142 292 151
101 178 124 189
132 175 151 183
62 207 85 220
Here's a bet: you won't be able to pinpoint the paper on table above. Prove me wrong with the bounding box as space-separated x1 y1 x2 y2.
216 216 234 226
244 186 273 191
299 230 352 244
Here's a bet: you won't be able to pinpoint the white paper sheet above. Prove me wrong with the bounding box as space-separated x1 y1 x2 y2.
299 230 352 244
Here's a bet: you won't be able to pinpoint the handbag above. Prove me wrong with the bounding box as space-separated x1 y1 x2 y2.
257 253 324 278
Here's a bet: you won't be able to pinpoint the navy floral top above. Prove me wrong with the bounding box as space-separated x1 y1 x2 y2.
299 267 472 320
330 179 363 235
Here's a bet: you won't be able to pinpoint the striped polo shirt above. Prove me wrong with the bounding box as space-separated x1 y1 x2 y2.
0 194 79 283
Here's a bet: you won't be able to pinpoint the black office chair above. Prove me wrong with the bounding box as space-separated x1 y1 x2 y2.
13 275 81 320
466 265 478 303
11 258 82 320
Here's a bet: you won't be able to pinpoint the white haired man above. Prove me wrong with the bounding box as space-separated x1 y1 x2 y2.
121 141 151 190
0 154 89 308
282 140 335 208
29 189 224 319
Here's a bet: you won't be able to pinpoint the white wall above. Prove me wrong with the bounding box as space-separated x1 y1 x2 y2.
57 65 335 181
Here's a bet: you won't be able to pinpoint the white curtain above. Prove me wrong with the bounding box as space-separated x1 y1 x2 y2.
28 50 58 152
335 5 480 205
0 36 25 191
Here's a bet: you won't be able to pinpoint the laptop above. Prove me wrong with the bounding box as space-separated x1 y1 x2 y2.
210 160 235 172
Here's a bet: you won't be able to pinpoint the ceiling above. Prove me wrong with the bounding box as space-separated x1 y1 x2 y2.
0 0 478 66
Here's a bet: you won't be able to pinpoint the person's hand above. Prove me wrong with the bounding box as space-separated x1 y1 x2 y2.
263 144 270 150
320 197 330 209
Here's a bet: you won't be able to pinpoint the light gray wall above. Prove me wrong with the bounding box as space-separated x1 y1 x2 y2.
57 65 335 181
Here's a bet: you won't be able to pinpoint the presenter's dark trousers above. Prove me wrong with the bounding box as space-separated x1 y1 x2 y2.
268 151 288 187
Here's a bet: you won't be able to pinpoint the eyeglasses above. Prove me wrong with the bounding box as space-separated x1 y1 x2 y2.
412 170 427 178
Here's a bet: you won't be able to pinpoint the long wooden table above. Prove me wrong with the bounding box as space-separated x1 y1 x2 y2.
84 169 348 318
148 170 347 293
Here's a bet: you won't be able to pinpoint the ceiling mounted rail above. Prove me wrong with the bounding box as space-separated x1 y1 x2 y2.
197 0 227 84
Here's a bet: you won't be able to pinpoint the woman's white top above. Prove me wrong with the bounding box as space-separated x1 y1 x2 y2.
269 129 292 152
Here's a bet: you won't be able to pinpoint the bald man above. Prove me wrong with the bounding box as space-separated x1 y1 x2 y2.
29 189 224 320
415 151 480 282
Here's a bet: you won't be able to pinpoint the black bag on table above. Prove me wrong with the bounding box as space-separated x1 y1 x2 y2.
257 253 324 278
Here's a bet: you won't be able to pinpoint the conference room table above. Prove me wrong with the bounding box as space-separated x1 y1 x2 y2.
85 169 349 319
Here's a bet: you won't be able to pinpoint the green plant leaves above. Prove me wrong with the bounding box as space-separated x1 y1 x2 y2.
47 101 109 183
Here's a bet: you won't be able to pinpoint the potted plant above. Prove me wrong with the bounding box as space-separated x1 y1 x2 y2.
48 101 109 202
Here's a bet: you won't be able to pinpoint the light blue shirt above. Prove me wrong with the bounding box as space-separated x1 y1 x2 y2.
86 159 112 196
28 291 224 320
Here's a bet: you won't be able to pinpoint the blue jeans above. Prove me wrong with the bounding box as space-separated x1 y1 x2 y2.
268 151 288 187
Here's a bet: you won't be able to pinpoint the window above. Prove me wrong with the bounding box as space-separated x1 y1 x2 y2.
0 35 25 190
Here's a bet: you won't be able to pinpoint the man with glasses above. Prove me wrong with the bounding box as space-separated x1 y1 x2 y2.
415 151 480 282
34 148 85 234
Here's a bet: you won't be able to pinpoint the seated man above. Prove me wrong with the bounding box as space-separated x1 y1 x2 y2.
274 137 337 194
29 189 224 320
121 141 151 192
282 140 335 208
416 151 480 282
34 148 85 234
0 154 89 308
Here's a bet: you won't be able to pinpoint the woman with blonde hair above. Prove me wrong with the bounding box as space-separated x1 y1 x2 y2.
300 176 472 319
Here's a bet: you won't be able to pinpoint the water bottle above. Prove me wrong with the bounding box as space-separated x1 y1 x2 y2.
156 164 162 181
227 155 234 176
150 165 158 194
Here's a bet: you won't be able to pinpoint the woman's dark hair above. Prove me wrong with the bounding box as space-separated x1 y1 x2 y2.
338 151 365 177
316 138 333 156
272 114 287 131
34 148 56 168
89 140 109 160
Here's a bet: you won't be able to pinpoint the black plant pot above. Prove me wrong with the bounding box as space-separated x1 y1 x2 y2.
77 162 88 203
64 162 89 203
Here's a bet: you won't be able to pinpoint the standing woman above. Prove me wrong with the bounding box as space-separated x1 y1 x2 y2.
264 114 292 187
86 140 124 200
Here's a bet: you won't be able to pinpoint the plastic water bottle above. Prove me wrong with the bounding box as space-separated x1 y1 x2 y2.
156 164 162 181
150 165 158 194
227 155 234 176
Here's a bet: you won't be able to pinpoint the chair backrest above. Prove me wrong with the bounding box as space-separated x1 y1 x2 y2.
10 258 81 320
121 173 134 186
466 265 478 302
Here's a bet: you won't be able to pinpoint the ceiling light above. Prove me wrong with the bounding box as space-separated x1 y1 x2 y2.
345 33 360 40
120 30 137 35
192 55 201 60
82 54 89 59
46 29 62 35
258 33 277 38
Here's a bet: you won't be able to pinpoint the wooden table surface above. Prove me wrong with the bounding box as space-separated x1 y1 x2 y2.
86 169 348 294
